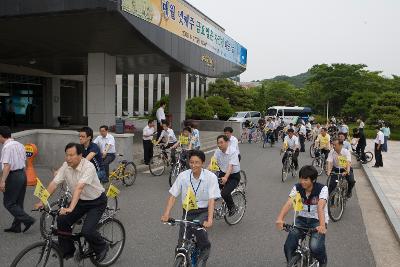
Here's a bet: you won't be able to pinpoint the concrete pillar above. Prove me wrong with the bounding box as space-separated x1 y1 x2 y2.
149 74 154 111
45 77 60 127
165 75 170 95
169 72 187 131
157 74 162 101
185 74 189 100
116 75 123 117
87 53 116 129
138 74 144 115
127 74 134 116
83 76 87 117
196 75 200 97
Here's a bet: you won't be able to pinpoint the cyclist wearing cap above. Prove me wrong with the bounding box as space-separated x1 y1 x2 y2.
276 165 328 267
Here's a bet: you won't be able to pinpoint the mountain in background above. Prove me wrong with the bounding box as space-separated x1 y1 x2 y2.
261 71 311 88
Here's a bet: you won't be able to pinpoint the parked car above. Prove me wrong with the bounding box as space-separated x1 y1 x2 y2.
227 111 262 126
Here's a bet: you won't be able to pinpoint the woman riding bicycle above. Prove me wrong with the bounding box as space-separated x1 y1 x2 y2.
276 165 328 267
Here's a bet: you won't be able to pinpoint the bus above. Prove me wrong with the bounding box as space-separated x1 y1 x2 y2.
266 106 312 125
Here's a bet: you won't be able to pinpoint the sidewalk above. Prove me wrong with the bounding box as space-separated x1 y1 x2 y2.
362 139 400 242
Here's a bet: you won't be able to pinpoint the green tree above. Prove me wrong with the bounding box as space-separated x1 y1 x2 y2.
186 97 214 120
341 91 378 119
368 92 400 128
206 96 234 120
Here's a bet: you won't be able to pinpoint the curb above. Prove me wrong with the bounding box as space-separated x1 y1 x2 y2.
361 163 400 243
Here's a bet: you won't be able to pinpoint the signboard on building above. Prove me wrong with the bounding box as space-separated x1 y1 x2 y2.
121 0 247 67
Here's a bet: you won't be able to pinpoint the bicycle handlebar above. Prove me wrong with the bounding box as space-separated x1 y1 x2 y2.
164 218 204 229
283 223 317 233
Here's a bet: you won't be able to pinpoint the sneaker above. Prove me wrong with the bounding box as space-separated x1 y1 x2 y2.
346 191 352 198
228 205 238 217
96 244 109 262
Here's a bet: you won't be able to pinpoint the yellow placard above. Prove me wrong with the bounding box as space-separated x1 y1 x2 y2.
338 155 348 169
283 141 288 150
106 184 120 198
320 136 329 146
292 192 304 212
34 178 50 205
182 186 198 211
210 156 220 172
179 135 189 145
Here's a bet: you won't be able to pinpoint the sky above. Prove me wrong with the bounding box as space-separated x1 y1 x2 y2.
187 0 400 81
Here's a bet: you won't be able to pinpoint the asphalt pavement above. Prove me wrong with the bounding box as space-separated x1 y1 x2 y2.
0 140 376 266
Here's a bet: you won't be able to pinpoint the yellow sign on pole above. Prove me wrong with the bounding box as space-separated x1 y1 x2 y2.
338 155 348 169
34 178 50 205
292 192 304 212
106 184 120 198
182 186 198 211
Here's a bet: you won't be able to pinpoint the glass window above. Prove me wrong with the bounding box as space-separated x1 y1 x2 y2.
122 75 128 112
134 74 139 112
161 74 166 97
144 74 149 112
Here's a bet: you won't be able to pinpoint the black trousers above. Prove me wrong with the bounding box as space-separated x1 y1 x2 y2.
3 169 34 229
102 153 116 176
374 143 383 167
218 172 240 210
57 193 107 255
157 121 163 139
299 134 306 152
143 140 154 164
328 168 356 195
282 149 299 169
356 143 366 161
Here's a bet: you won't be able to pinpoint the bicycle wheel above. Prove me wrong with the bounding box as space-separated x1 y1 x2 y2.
106 196 118 213
328 189 344 222
281 161 289 183
173 255 187 267
287 253 302 267
239 170 247 189
311 158 324 176
262 134 267 148
169 164 180 187
365 152 374 163
11 241 63 267
91 218 126 266
122 162 137 186
224 191 246 225
309 144 315 158
40 201 59 238
149 154 166 176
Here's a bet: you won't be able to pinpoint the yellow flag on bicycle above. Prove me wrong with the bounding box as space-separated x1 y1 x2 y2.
179 134 189 145
34 178 50 205
292 192 303 212
210 156 219 172
283 141 288 150
182 186 198 211
106 184 120 198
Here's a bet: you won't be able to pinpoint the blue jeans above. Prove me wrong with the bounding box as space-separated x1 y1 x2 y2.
383 136 388 152
97 170 108 183
284 216 327 264
248 128 255 143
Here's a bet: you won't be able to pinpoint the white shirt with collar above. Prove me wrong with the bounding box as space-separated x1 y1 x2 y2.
156 107 166 123
169 169 221 209
161 128 177 144
229 135 240 154
375 131 384 145
327 148 351 169
299 125 307 136
142 125 155 141
284 135 299 150
93 133 116 154
53 158 105 200
214 146 240 174
0 139 26 170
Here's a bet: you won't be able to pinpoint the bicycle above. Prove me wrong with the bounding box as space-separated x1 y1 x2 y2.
39 183 118 239
283 224 320 267
214 177 247 225
262 129 275 148
239 127 249 144
281 150 296 183
311 149 326 176
169 148 189 187
12 207 125 266
350 140 373 163
164 218 205 267
326 171 349 222
108 154 137 186
309 143 317 158
149 144 172 176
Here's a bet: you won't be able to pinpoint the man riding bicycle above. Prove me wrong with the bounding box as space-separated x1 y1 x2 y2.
326 138 355 198
314 128 331 160
210 135 241 216
161 150 220 267
170 126 193 168
281 129 300 170
276 165 328 267
34 143 109 261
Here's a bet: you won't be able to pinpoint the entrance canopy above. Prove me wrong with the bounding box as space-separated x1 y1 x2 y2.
0 0 247 78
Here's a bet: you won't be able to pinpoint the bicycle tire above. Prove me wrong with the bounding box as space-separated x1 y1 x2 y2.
328 189 344 222
11 241 63 267
91 218 126 266
309 143 315 158
106 196 118 213
149 154 166 176
224 191 246 225
122 162 137 186
239 170 247 189
311 158 324 176
173 255 187 267
40 201 59 238
365 152 373 163
281 161 289 183
169 164 180 187
287 253 302 267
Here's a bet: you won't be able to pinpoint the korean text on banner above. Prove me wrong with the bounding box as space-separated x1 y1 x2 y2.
34 178 50 205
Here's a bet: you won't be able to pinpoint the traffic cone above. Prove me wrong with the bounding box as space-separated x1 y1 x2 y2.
25 144 38 186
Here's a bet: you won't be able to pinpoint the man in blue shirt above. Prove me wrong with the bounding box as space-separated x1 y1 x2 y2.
79 127 107 183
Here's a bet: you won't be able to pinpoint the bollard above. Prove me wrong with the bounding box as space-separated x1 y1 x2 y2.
25 143 38 186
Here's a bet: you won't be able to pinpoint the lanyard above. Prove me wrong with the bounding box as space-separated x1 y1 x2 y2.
190 170 202 197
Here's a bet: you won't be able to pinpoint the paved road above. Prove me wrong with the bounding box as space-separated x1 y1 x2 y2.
0 140 376 266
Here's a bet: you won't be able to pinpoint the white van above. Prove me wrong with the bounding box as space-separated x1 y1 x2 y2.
228 111 262 125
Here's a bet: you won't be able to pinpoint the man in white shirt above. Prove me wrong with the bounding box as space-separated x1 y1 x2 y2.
282 129 300 170
156 121 177 147
156 101 167 138
326 138 355 198
142 120 156 165
35 143 109 261
373 126 384 168
224 127 241 161
0 126 35 233
298 123 307 152
338 132 351 151
93 125 116 176
211 135 241 216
